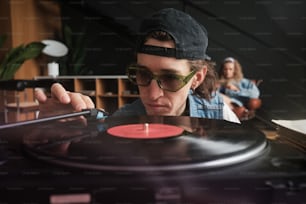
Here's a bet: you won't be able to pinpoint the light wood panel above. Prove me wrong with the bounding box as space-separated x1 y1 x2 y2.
0 0 62 80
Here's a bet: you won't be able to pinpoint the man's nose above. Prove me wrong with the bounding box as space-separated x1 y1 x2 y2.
147 80 163 99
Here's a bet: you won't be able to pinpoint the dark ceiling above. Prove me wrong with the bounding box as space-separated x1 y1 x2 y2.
60 0 306 64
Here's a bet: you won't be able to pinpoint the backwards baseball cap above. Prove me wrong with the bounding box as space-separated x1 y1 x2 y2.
136 8 208 60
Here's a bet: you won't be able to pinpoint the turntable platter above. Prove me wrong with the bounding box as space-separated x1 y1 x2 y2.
23 116 268 172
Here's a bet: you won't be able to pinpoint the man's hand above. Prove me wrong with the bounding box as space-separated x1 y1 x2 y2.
35 83 95 117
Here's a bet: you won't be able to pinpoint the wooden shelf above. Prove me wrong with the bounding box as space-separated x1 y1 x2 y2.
99 95 119 98
121 94 139 98
78 90 96 96
35 75 139 114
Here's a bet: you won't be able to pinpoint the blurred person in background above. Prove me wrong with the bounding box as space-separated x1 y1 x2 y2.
218 57 261 119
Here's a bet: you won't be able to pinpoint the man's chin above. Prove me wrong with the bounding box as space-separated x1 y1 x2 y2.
146 110 171 116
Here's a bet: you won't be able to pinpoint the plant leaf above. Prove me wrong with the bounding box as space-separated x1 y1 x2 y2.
0 42 46 80
22 42 46 59
1 45 25 66
63 25 73 48
1 63 22 79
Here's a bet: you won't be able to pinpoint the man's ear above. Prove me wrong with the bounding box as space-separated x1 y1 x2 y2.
192 66 207 89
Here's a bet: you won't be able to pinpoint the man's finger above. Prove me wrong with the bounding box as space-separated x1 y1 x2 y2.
34 88 48 102
69 92 88 111
82 94 95 109
51 83 71 104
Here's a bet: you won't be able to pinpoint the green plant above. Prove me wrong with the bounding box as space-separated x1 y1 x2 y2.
59 25 90 75
0 35 46 80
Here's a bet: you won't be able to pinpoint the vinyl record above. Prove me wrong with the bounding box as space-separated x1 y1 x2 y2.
23 115 267 172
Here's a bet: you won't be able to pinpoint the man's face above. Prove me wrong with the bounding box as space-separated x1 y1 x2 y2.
222 62 235 79
136 38 195 116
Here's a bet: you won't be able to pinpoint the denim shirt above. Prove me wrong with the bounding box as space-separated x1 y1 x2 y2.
112 90 224 120
188 91 224 119
219 78 260 107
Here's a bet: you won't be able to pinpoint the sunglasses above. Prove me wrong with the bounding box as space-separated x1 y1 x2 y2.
127 64 196 92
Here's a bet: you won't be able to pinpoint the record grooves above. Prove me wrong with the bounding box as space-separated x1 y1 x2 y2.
22 116 268 172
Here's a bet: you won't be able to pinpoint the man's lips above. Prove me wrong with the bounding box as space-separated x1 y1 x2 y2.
145 103 167 109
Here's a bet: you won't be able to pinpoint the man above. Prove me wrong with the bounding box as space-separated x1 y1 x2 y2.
35 8 239 123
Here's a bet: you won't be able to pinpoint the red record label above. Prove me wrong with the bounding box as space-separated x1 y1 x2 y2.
107 123 184 139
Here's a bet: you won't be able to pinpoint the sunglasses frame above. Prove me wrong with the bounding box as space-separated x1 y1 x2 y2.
127 65 196 92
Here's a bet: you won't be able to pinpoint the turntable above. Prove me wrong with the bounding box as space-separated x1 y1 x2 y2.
0 111 305 203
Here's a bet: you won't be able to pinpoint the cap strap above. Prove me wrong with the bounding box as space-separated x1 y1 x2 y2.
138 45 176 58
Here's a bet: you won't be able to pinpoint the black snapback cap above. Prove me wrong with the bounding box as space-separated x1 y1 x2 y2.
136 8 208 60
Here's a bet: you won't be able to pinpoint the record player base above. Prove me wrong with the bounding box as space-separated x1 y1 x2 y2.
0 115 305 203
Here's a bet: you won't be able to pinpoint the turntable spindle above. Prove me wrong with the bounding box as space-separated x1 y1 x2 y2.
143 123 149 133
